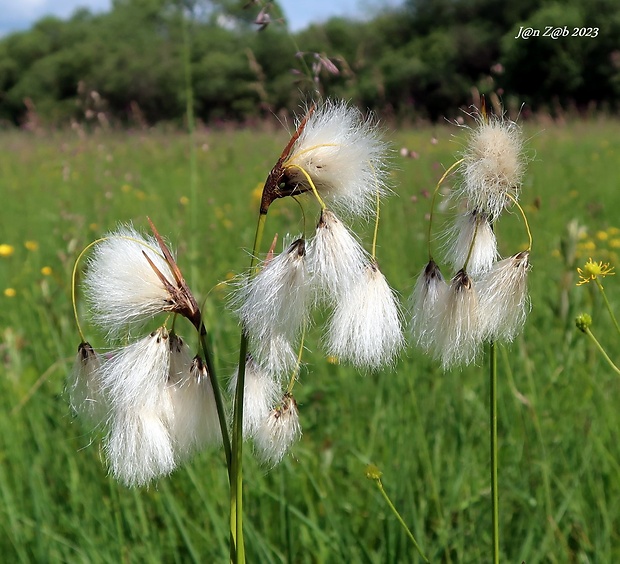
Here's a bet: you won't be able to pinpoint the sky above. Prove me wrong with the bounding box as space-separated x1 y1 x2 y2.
0 0 403 36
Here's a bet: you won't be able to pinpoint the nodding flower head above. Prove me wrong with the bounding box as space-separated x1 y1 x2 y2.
478 251 531 342
409 260 448 351
326 261 404 370
84 221 201 338
68 342 108 425
281 100 390 216
444 210 497 277
307 209 368 301
431 269 482 369
457 113 526 220
229 356 280 439
235 238 311 375
254 393 302 465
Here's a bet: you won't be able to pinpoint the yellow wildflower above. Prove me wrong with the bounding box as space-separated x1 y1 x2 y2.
41 266 53 276
577 258 615 286
179 196 189 206
596 231 609 241
24 240 39 251
4 288 16 297
0 244 14 257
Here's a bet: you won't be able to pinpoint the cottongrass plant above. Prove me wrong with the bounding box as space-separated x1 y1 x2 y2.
70 98 410 563
410 103 533 563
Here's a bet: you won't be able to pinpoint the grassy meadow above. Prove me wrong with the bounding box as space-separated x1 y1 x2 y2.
1 117 620 562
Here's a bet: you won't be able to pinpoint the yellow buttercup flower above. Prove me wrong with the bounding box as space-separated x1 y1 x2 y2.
577 257 615 286
24 240 39 251
41 266 53 276
0 244 15 257
4 288 16 297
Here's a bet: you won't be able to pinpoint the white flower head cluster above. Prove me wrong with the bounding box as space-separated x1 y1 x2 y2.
84 225 177 337
236 209 403 378
71 224 219 486
411 112 531 369
456 112 526 221
282 100 390 217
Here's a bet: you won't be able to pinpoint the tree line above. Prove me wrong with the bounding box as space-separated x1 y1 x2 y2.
0 0 618 127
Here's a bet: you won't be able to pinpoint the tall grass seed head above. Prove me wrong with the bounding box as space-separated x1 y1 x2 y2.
458 114 525 220
105 406 176 487
165 343 222 456
254 393 302 466
444 210 497 277
307 209 368 302
228 356 281 439
68 342 108 425
409 260 448 351
326 261 404 370
84 226 178 337
432 269 482 369
478 251 531 342
235 238 311 375
100 326 171 411
283 99 390 217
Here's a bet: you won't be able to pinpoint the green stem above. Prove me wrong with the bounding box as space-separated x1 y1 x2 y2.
230 211 268 563
490 341 499 563
595 279 620 336
198 329 231 473
374 478 429 563
584 327 620 375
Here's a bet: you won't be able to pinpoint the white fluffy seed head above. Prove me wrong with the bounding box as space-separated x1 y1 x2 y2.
254 393 302 466
326 262 404 369
100 327 171 411
457 114 525 220
235 238 311 375
105 407 176 487
68 342 109 425
283 100 390 217
444 211 497 277
307 209 368 302
409 260 448 352
228 356 280 439
165 346 222 457
431 269 483 369
478 251 531 342
83 225 176 337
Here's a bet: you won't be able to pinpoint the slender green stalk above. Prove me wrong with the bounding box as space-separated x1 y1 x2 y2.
584 326 620 375
230 211 268 563
490 341 499 563
367 467 429 563
595 279 620 336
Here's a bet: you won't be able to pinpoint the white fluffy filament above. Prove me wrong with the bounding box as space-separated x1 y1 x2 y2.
326 262 404 369
285 100 390 216
444 211 497 277
478 251 531 342
84 225 177 337
254 393 302 465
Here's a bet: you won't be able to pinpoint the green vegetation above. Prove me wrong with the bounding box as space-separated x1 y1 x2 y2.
1 118 620 561
1 0 620 126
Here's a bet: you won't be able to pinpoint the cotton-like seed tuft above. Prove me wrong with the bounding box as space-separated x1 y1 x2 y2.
431 269 482 369
444 211 497 277
478 251 531 342
228 356 280 439
84 225 177 337
283 100 390 217
409 260 448 351
326 262 404 369
457 114 525 220
68 342 108 425
306 209 368 302
254 393 302 465
236 238 311 375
